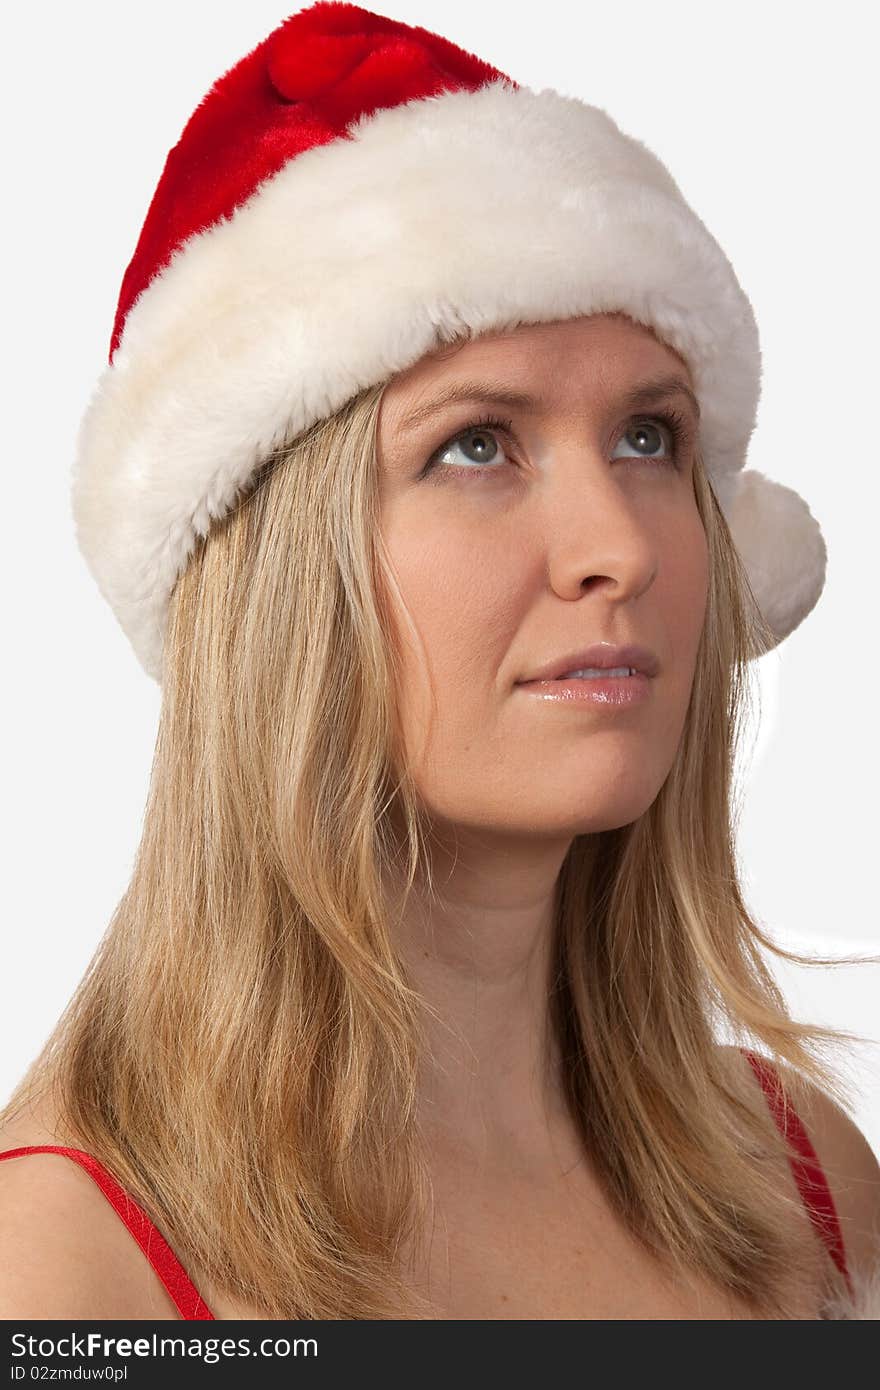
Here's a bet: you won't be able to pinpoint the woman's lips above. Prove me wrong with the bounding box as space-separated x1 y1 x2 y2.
515 672 652 706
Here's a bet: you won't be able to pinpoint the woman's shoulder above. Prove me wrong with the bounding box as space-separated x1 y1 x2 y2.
719 1044 880 1306
771 1061 880 1299
0 1098 180 1320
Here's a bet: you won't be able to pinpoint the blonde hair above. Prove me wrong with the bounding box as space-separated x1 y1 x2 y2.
2 358 867 1318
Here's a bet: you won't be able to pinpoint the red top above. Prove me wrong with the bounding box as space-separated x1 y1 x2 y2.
0 1047 853 1319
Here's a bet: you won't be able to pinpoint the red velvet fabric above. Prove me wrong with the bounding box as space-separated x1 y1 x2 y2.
109 1 515 361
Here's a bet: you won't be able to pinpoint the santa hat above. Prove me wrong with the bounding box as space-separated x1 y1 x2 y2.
72 0 827 682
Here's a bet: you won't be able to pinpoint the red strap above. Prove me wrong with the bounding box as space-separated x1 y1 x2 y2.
0 1146 215 1319
740 1050 854 1296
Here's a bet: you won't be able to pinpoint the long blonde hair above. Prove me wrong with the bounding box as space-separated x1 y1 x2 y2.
2 361 866 1317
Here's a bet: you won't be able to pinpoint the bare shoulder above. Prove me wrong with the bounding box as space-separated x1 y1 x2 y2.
718 1045 880 1287
0 1098 180 1319
777 1066 880 1285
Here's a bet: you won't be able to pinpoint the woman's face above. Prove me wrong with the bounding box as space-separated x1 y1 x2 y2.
376 312 709 839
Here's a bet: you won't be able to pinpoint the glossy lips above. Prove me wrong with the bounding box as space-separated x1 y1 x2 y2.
517 642 659 683
515 641 658 707
516 672 652 706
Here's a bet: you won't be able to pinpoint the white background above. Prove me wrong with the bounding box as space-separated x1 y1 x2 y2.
2 2 878 1152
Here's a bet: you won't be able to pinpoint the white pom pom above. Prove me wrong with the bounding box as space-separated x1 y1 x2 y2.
715 468 828 653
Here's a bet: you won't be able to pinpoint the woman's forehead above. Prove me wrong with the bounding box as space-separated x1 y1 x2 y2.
387 314 692 401
378 314 695 442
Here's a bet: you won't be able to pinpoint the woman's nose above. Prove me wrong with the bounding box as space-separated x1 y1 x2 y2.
540 453 659 603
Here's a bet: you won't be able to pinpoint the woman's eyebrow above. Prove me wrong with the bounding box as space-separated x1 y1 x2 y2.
397 374 701 432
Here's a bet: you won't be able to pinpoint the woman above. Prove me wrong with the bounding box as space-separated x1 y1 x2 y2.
1 3 878 1320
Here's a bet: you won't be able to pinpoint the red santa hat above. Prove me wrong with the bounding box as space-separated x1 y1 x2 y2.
72 0 827 681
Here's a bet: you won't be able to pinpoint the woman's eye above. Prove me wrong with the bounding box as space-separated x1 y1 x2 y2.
426 416 512 474
611 418 677 463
